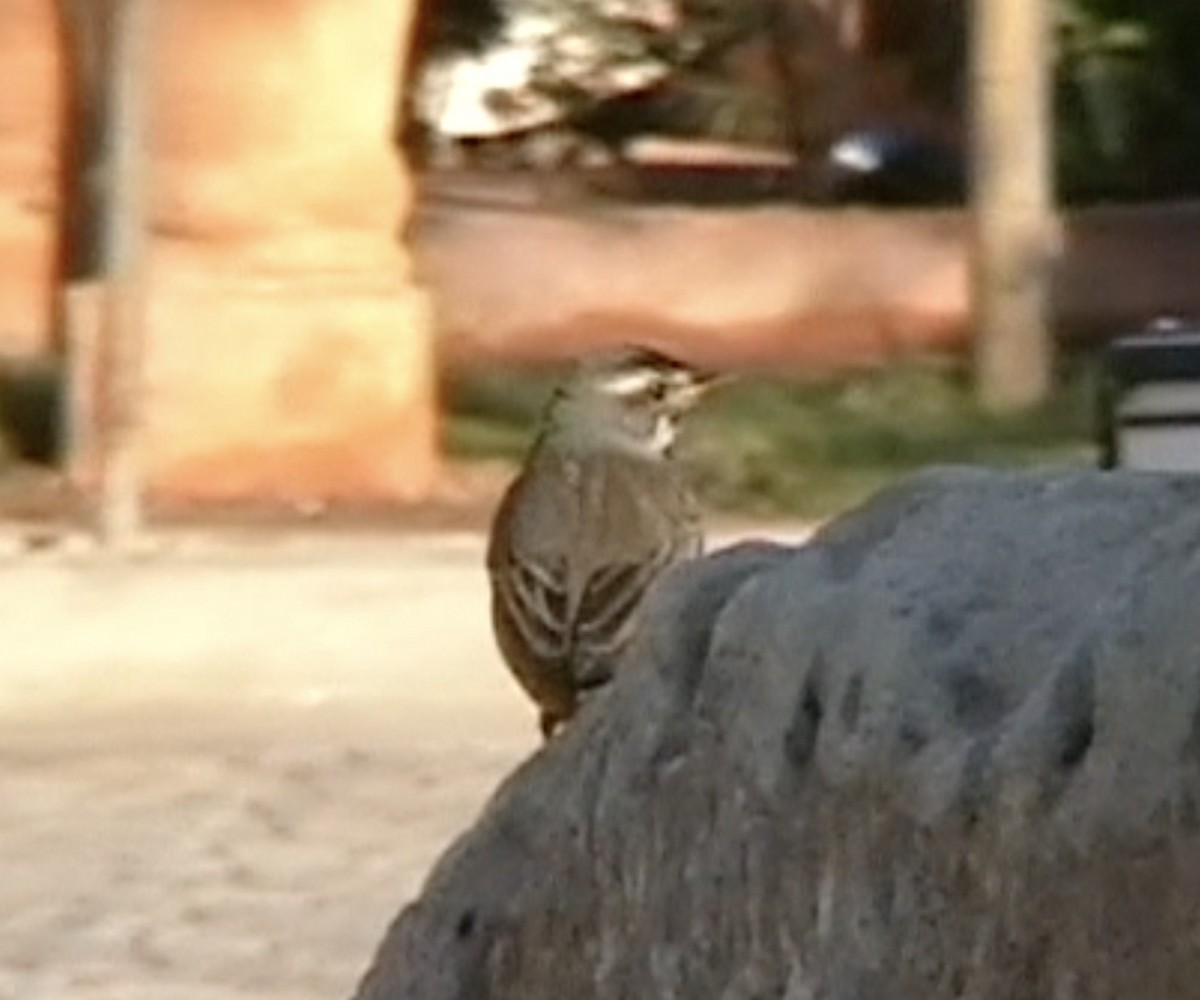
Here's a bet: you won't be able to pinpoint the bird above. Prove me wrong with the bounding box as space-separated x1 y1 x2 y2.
486 345 720 740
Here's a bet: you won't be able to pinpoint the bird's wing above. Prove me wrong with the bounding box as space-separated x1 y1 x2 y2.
491 539 572 669
565 455 701 687
486 458 579 691
567 539 687 689
487 451 701 697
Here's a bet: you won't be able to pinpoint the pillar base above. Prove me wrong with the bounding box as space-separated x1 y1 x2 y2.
142 260 436 504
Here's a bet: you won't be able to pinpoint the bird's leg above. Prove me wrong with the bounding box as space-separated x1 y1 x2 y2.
539 709 563 741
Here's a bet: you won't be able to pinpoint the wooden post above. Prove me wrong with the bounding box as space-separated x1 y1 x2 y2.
969 0 1056 410
55 0 105 494
95 0 151 549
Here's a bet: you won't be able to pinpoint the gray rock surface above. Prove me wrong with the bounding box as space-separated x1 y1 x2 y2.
352 468 1200 1000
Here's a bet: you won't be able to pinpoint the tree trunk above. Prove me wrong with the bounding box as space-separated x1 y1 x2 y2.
969 0 1056 409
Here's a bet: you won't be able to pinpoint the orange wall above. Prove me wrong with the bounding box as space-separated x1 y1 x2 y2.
416 197 1200 372
141 0 434 503
0 0 59 355
0 0 437 504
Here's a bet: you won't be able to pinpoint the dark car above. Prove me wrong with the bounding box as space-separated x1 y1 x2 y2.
823 124 965 206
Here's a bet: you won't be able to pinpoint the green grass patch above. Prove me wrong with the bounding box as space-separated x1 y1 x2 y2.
443 357 1100 520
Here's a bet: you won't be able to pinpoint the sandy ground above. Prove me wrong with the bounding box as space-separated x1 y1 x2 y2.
0 524 809 1000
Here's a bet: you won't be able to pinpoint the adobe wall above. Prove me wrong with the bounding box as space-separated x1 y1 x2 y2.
417 195 1200 371
144 0 435 503
0 0 437 504
0 0 59 356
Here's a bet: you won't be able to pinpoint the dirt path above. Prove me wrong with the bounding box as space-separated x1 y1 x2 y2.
0 524 809 1000
1 698 531 1000
0 531 526 1000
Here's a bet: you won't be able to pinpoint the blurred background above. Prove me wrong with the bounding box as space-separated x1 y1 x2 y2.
2 0 1199 532
409 0 1199 521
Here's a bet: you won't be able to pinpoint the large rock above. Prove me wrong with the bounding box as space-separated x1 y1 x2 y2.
352 468 1200 999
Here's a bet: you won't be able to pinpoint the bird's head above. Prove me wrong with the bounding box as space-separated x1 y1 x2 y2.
544 345 722 458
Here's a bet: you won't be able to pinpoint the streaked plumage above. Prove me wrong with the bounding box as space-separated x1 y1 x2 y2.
486 346 716 739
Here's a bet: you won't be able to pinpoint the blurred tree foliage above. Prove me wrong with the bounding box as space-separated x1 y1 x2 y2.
413 0 507 54
406 0 1200 202
397 0 507 151
1055 0 1200 200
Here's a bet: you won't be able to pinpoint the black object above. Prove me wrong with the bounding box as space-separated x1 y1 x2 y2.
823 125 965 206
1098 318 1200 471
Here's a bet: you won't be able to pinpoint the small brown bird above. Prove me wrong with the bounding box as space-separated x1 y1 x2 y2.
486 346 719 740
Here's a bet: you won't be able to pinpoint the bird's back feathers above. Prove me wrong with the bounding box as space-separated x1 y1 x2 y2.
487 448 700 730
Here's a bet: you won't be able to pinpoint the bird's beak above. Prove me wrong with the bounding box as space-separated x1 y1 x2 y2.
689 368 734 396
698 369 732 389
669 367 732 410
